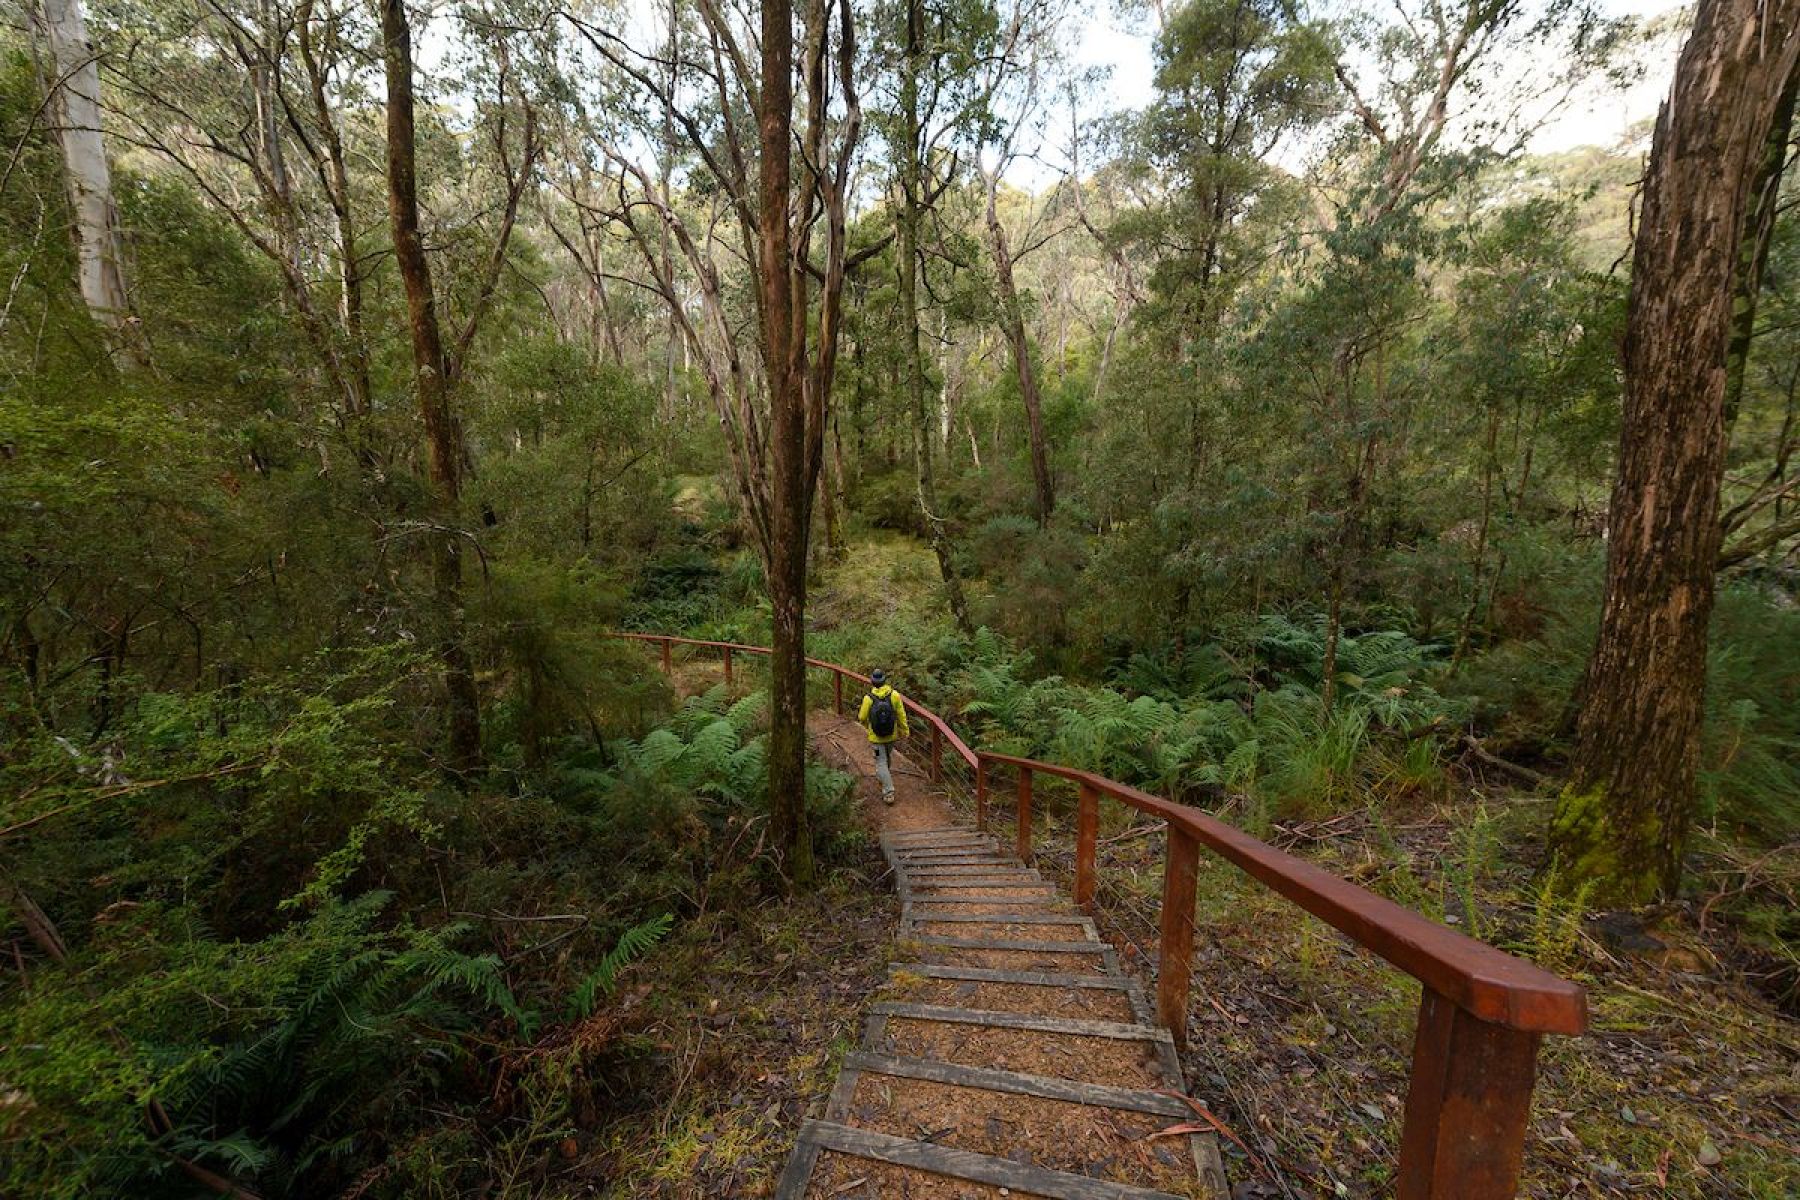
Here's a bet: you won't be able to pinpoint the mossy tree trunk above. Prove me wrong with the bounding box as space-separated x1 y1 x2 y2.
1552 0 1800 905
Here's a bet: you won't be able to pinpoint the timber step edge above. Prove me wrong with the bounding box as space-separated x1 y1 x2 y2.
883 829 991 845
778 1119 1188 1200
890 962 1137 991
838 1050 1196 1119
892 852 1021 866
910 934 1109 954
904 880 1057 892
869 1000 1175 1044
902 896 1074 912
896 867 1051 877
901 908 1097 929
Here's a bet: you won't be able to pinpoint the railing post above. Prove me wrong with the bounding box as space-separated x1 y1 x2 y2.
1396 991 1543 1200
722 646 733 690
834 671 844 716
1157 823 1199 1049
930 724 942 783
660 637 672 675
1015 767 1033 864
975 758 988 831
1075 782 1099 912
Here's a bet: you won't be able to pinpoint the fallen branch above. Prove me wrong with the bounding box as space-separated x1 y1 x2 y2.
1098 823 1159 847
1460 735 1551 789
1149 1092 1271 1180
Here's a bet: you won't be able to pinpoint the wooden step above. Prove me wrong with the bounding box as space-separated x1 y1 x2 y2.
891 962 1157 1026
900 863 1044 881
893 963 1137 992
884 829 989 845
835 1051 1193 1118
869 1001 1172 1045
901 909 1096 931
893 851 1019 866
911 935 1108 956
904 878 1055 892
903 896 1073 914
829 1055 1231 1199
777 1119 1190 1200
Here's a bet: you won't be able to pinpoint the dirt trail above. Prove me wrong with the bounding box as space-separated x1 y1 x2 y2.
807 710 953 836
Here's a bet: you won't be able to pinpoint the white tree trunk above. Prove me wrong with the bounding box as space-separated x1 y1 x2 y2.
36 0 131 337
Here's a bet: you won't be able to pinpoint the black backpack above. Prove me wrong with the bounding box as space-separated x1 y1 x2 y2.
867 691 897 737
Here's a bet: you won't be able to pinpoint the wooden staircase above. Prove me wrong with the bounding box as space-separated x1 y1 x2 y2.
776 826 1229 1199
619 633 1589 1200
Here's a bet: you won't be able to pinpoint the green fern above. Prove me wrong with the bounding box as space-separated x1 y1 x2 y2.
725 689 769 732
567 913 673 1019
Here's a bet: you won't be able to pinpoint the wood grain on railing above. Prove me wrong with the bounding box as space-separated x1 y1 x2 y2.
611 631 1586 1200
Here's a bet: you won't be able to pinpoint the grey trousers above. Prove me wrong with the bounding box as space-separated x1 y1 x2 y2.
872 743 894 794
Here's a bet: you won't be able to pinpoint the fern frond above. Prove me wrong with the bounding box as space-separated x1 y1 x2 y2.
568 913 673 1019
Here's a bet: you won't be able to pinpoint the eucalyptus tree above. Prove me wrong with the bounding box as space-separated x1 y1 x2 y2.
1244 0 1627 707
28 0 135 354
1083 0 1332 646
1552 0 1800 905
1317 0 1629 220
562 0 870 886
868 0 1015 628
100 0 553 768
101 0 388 446
969 0 1070 528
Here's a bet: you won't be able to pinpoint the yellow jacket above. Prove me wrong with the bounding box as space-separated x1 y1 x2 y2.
856 684 910 744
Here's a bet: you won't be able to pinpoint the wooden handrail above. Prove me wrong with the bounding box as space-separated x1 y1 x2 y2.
612 631 1586 1199
977 754 1585 1036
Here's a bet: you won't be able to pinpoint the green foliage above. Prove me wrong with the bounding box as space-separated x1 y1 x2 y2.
568 913 673 1019
0 895 527 1199
946 616 1462 818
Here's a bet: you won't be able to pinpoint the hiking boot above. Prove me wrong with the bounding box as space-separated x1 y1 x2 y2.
882 790 896 806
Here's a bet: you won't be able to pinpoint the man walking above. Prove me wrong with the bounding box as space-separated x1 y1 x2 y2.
856 669 910 804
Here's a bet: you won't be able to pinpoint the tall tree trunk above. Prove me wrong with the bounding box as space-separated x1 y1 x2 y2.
381 0 481 773
1723 69 1798 430
34 0 134 353
661 0 680 423
758 0 815 889
296 0 373 438
1551 0 1800 905
819 434 844 559
826 409 849 556
984 172 1054 526
899 0 973 634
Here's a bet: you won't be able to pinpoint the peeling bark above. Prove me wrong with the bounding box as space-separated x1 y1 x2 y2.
1555 0 1800 904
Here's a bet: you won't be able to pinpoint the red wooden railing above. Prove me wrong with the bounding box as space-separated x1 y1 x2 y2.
613 632 1586 1200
